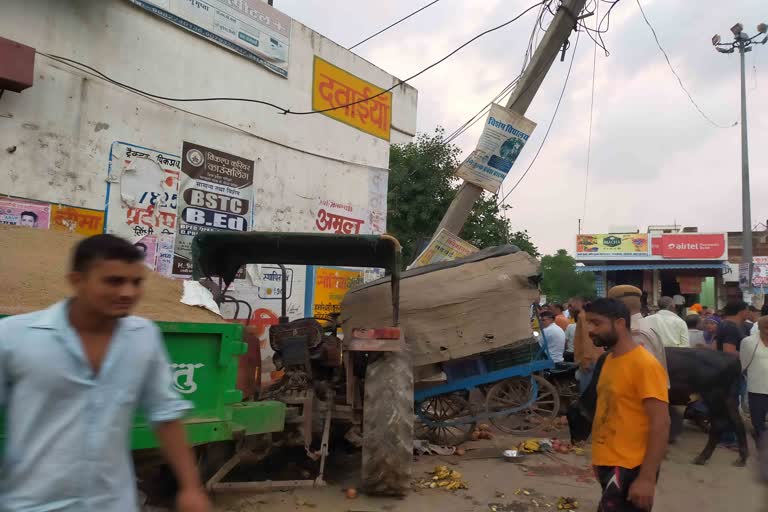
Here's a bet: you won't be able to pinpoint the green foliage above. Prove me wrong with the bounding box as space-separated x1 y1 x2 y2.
387 128 540 266
540 249 595 303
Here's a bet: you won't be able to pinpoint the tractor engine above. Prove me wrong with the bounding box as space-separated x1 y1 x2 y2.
266 317 342 400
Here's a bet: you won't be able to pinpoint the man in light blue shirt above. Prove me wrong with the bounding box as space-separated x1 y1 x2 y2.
0 234 210 511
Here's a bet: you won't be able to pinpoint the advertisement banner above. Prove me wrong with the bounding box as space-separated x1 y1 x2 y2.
651 233 727 259
0 198 50 229
752 257 768 288
128 0 291 78
50 205 104 236
257 265 294 300
106 142 181 276
455 103 536 193
576 234 649 258
313 267 365 317
173 142 254 277
312 56 392 141
314 198 369 235
410 228 478 269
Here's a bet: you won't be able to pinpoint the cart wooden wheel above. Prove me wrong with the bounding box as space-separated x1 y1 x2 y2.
415 392 476 447
485 375 560 433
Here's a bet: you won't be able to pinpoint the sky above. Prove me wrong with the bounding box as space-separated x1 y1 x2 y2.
274 0 768 256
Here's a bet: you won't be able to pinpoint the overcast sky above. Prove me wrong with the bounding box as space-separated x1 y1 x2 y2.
276 0 768 255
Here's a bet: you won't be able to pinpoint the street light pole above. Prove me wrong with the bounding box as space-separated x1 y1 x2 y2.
712 22 768 290
737 37 752 288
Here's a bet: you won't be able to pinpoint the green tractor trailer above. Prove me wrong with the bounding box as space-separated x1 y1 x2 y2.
0 231 412 496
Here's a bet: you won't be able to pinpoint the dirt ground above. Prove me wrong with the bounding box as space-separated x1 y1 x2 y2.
210 425 766 512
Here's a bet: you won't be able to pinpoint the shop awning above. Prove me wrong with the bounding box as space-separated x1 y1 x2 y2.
575 262 730 273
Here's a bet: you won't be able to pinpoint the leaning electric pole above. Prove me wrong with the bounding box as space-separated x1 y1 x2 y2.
432 0 588 240
712 22 768 290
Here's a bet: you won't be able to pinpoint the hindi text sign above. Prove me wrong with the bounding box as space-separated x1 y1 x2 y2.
313 267 364 317
50 205 104 236
455 103 536 193
312 56 392 141
128 0 291 78
173 142 254 276
314 198 368 235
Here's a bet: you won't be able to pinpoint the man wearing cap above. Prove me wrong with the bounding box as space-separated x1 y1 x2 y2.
607 285 669 383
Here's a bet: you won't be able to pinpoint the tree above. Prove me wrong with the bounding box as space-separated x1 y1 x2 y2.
540 249 595 303
387 128 540 266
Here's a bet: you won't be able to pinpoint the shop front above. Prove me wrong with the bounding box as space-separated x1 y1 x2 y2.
575 232 728 310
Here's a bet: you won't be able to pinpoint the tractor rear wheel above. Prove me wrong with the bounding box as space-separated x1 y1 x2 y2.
361 350 413 495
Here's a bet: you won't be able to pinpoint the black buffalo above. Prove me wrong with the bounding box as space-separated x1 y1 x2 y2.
568 347 747 466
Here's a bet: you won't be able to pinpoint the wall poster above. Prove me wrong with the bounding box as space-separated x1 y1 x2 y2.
172 142 254 277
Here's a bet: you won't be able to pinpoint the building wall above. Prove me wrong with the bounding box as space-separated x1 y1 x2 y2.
0 0 418 381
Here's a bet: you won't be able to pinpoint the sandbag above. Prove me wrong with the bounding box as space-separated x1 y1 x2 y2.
340 246 539 367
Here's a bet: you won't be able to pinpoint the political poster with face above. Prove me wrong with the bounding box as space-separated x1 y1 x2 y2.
173 142 254 277
0 198 51 229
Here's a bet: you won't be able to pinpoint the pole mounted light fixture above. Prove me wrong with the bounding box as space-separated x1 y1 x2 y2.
711 20 768 293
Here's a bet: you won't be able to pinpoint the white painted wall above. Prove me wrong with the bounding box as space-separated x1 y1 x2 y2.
0 0 417 215
0 0 417 379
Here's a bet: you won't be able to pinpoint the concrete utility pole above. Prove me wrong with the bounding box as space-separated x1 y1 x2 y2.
712 22 768 289
432 0 588 238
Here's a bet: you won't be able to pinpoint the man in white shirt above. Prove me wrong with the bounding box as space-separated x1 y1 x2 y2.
647 296 690 347
741 316 768 445
539 311 566 364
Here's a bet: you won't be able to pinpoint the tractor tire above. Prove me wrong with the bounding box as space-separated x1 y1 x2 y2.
361 350 414 496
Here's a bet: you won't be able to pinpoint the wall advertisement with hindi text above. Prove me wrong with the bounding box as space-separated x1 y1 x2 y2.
106 142 182 276
312 56 392 141
50 205 105 236
410 228 478 269
128 0 291 78
311 267 391 318
314 198 369 235
455 103 536 193
173 142 254 277
0 198 50 229
0 196 105 237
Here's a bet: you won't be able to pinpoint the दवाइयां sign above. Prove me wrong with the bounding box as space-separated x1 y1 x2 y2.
312 56 392 141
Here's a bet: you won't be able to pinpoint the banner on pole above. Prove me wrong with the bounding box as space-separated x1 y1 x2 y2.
410 229 478 269
455 103 536 193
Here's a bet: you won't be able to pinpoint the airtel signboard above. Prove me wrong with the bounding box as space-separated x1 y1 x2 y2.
651 234 727 259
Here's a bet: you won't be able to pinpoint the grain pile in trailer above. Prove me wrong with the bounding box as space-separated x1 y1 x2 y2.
0 225 222 323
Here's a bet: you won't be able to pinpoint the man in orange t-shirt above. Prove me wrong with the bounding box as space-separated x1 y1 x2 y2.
551 303 570 332
584 298 670 511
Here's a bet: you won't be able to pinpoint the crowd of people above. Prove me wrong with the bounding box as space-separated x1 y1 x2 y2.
538 289 768 511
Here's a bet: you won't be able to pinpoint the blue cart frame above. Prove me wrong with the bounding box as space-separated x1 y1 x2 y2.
414 308 563 438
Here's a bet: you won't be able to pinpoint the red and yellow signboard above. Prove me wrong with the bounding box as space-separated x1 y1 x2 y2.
50 205 104 236
312 56 392 141
313 267 364 317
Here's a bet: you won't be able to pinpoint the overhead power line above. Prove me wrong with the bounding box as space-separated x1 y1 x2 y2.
36 1 544 119
446 3 553 146
348 0 443 50
35 53 389 171
635 0 736 129
497 29 582 205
